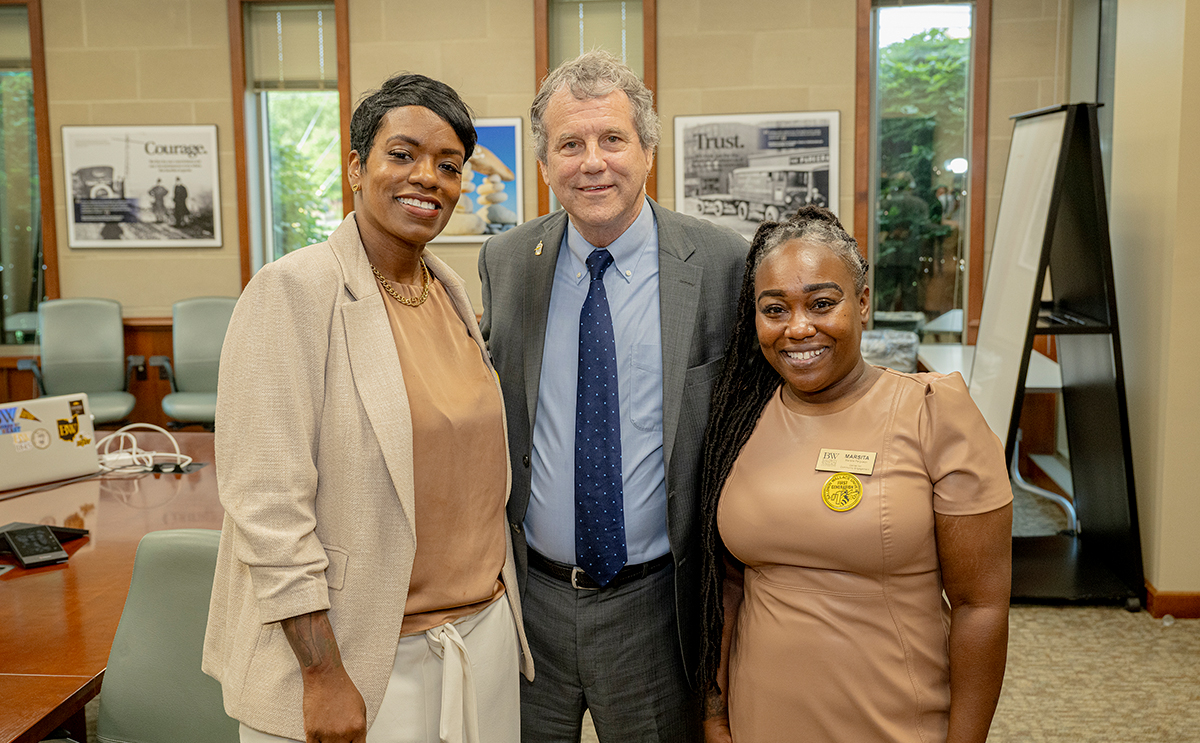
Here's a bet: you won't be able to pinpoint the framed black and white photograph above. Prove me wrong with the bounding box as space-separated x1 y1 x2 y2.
674 111 840 241
436 117 524 242
62 125 222 248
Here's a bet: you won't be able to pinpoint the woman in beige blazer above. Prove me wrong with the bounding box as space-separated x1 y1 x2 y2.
203 74 533 743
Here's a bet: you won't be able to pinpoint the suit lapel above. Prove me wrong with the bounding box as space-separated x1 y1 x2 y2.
523 212 569 429
331 216 417 539
652 201 703 468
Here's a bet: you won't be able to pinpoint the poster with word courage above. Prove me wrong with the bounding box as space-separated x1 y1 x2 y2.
674 111 840 241
62 125 222 248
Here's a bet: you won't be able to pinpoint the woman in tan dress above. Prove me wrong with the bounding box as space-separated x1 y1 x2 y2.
697 206 1012 743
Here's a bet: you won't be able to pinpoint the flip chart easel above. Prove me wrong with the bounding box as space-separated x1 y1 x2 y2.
971 103 1143 609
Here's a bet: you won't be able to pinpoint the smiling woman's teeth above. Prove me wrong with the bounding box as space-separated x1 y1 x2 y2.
784 348 825 361
399 197 438 209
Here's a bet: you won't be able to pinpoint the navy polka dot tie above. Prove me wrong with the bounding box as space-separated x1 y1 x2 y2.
575 249 627 587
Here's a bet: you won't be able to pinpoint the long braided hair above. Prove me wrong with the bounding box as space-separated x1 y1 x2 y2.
696 205 868 691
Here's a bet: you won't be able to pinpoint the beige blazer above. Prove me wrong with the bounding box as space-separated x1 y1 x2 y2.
202 215 533 740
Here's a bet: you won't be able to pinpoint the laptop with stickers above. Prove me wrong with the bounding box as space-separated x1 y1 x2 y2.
0 394 100 492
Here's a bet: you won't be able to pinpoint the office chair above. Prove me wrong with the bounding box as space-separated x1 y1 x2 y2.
96 529 238 743
16 298 141 424
149 297 236 429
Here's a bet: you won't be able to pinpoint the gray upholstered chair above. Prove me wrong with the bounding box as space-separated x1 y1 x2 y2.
16 298 140 424
96 529 238 743
149 297 236 429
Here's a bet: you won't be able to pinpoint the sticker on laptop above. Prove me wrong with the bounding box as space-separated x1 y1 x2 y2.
70 399 85 416
0 407 18 434
19 408 39 422
32 429 52 449
12 431 32 453
76 435 91 447
57 415 80 442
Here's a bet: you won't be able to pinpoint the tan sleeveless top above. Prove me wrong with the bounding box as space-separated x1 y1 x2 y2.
378 272 507 636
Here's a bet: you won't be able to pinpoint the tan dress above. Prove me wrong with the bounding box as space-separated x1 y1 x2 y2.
379 275 508 637
717 369 1012 743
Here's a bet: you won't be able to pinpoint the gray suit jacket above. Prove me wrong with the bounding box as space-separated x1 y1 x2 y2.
478 199 747 687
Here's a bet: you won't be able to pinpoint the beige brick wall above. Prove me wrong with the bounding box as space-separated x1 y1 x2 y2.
348 0 537 307
657 0 858 221
42 0 242 316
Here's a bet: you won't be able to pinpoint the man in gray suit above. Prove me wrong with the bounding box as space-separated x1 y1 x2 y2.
479 51 747 741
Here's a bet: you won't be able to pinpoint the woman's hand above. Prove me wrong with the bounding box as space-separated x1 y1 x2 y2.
703 689 733 743
282 610 368 743
299 664 367 743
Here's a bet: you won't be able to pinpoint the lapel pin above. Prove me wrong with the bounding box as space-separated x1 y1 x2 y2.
534 240 543 256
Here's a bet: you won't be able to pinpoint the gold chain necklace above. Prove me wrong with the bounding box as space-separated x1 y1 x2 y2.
371 258 431 307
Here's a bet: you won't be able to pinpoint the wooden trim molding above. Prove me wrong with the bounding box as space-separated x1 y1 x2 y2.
229 0 351 288
122 317 173 329
27 0 57 300
335 0 352 217
0 0 59 299
533 0 658 216
1145 581 1200 619
534 0 550 217
853 0 871 250
228 0 252 287
966 0 991 345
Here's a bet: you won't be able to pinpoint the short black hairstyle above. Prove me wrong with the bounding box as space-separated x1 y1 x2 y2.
350 73 476 164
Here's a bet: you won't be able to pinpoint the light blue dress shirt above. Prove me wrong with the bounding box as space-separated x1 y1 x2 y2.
525 198 669 566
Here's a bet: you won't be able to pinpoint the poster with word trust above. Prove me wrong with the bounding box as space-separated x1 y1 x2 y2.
62 125 222 247
674 111 840 241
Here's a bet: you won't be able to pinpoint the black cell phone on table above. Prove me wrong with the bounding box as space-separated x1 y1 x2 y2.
2 525 69 568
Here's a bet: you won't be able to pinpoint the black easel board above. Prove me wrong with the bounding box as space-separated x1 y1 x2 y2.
972 103 1144 608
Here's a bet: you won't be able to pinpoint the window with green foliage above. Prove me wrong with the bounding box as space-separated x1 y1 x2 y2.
244 4 341 268
0 6 40 344
260 90 341 259
871 4 972 340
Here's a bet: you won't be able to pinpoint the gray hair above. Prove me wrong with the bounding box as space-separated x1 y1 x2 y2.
530 50 661 162
751 205 868 295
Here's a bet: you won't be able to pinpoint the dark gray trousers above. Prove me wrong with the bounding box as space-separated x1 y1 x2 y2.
519 561 700 742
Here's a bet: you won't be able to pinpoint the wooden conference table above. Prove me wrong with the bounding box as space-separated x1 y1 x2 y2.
0 432 223 743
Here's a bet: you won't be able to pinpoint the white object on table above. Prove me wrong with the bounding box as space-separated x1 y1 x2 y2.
917 343 1076 532
917 343 1061 393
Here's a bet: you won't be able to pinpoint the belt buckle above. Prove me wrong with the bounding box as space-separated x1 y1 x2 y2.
570 566 599 591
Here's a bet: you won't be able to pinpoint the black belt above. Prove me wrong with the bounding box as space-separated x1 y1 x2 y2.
527 549 672 590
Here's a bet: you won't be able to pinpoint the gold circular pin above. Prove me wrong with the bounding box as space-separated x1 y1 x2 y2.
822 472 863 512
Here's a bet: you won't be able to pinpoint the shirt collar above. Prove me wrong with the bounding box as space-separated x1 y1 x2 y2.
565 197 655 285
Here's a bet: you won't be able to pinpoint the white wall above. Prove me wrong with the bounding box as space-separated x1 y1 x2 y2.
1108 0 1200 592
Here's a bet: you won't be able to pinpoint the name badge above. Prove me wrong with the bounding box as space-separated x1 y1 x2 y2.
815 448 877 476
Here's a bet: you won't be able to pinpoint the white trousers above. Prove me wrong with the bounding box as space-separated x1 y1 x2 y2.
240 597 520 743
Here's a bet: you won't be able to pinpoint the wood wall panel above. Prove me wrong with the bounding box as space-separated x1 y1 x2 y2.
0 355 40 403
121 319 174 430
